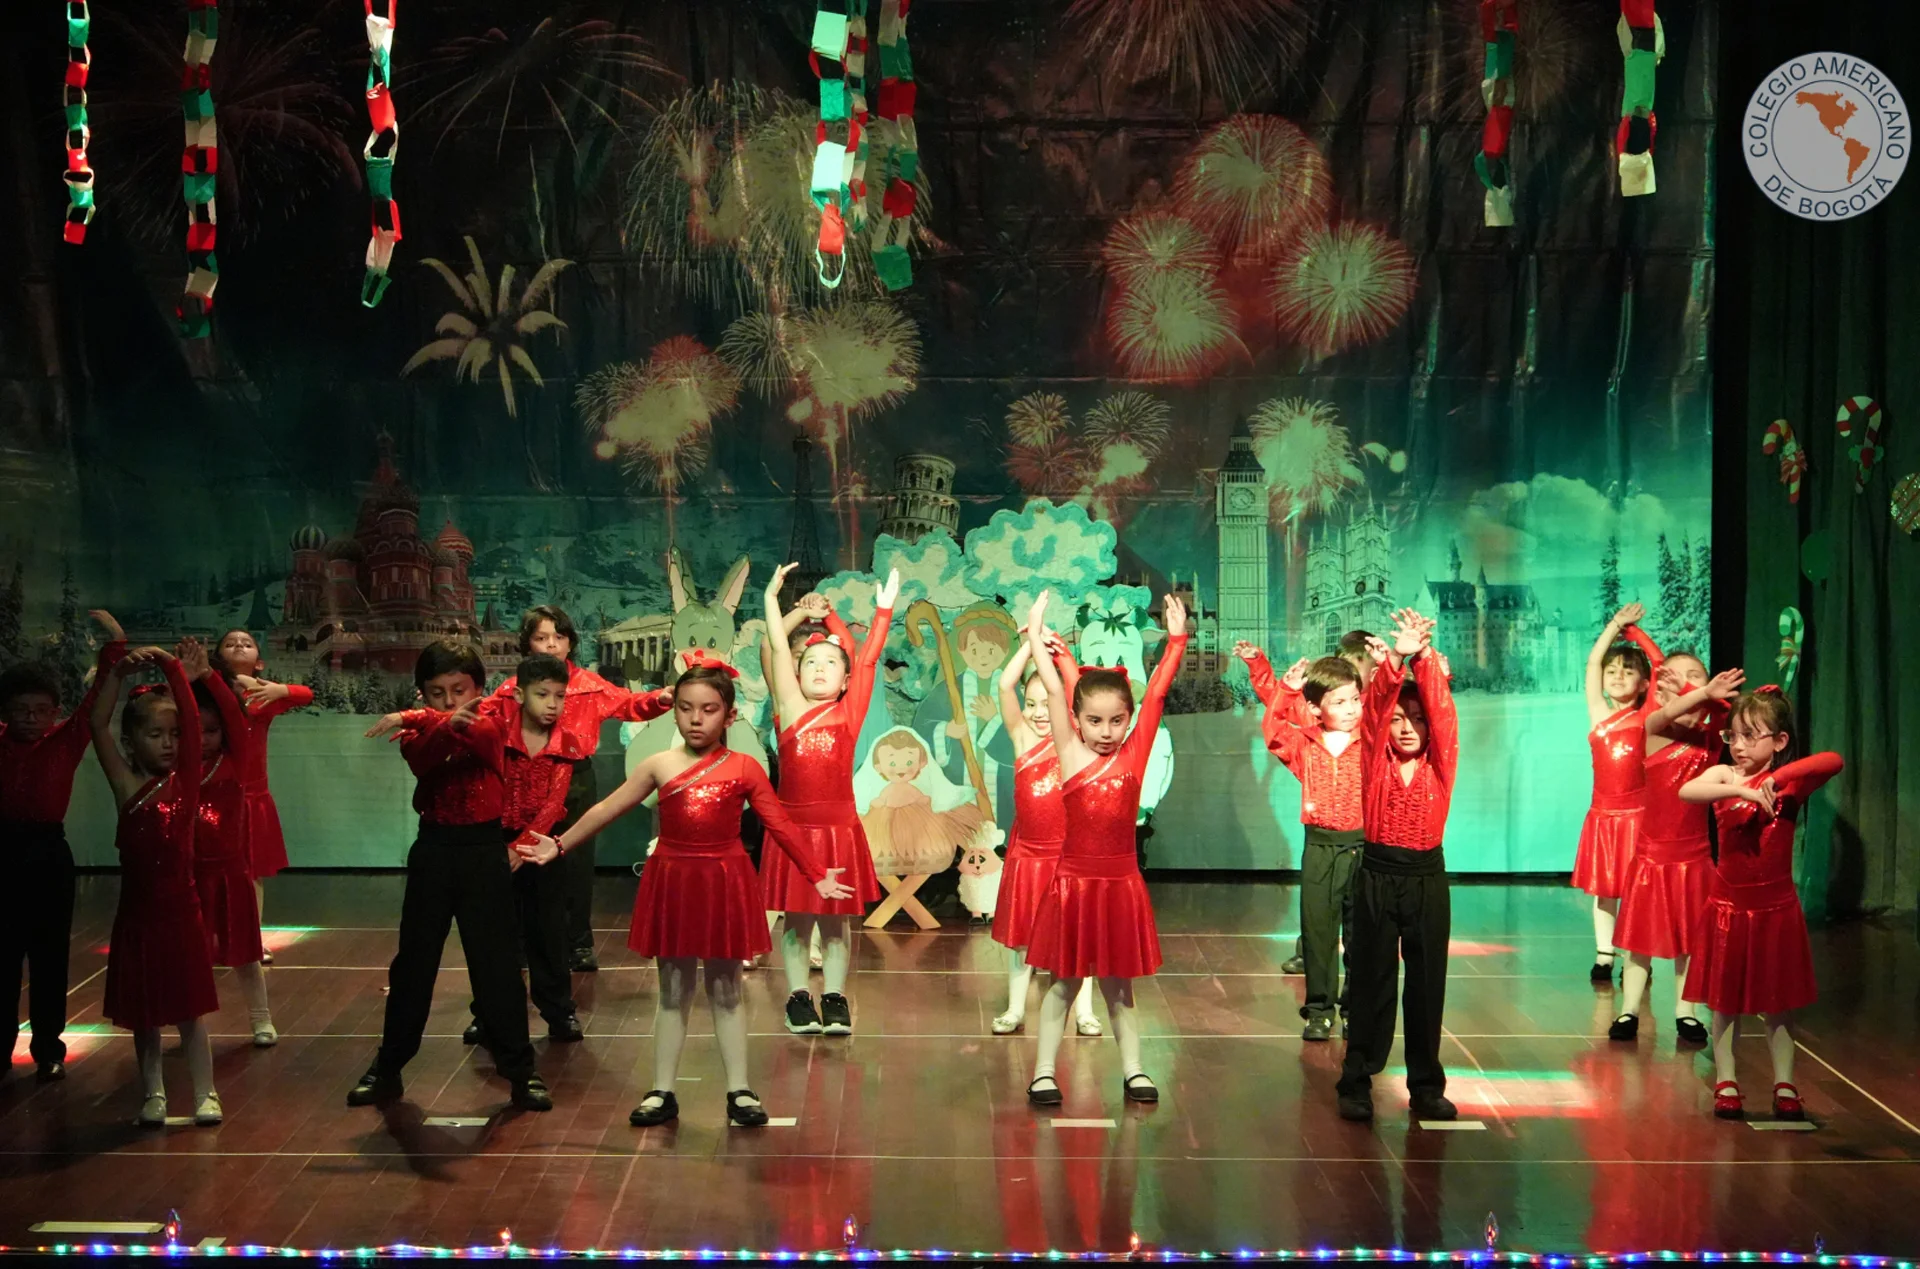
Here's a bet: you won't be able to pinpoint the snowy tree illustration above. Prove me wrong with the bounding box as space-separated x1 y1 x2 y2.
1595 534 1622 624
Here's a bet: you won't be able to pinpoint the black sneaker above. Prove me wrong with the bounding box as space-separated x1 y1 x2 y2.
1301 1016 1334 1042
784 990 822 1034
462 1021 486 1046
510 1074 554 1112
1675 1016 1709 1046
35 1060 66 1083
630 1090 678 1126
570 947 600 973
819 992 853 1035
1280 954 1306 975
726 1089 770 1127
1411 1093 1458 1122
547 1015 585 1043
1608 1013 1640 1041
346 1066 402 1107
1337 1092 1374 1122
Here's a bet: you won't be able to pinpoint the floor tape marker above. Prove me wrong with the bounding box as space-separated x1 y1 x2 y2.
1051 1118 1118 1129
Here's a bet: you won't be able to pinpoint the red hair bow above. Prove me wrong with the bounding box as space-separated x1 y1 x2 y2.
128 683 169 699
679 649 740 679
1754 684 1783 695
803 632 844 650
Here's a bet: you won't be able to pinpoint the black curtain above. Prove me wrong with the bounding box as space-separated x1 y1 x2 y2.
1715 3 1920 920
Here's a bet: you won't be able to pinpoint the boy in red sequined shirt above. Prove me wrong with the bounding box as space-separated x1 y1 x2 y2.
1336 608 1461 1124
347 640 552 1113
1238 646 1366 1041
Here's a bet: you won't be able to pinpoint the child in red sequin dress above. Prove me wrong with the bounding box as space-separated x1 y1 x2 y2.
530 655 850 1128
1573 604 1662 982
759 563 898 1037
213 628 314 958
1607 655 1743 1044
1679 688 1842 1122
187 663 275 1047
89 642 221 1128
989 631 1098 1037
1020 590 1188 1108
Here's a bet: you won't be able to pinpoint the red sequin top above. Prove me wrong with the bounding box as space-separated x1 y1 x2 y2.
1641 730 1720 848
658 748 823 880
1011 739 1067 849
1246 651 1363 831
775 606 892 828
1589 626 1664 802
1712 752 1843 893
240 683 314 802
399 709 508 826
1059 633 1187 870
1360 651 1459 850
118 656 203 900
0 641 125 825
498 699 587 837
195 673 252 868
486 663 671 757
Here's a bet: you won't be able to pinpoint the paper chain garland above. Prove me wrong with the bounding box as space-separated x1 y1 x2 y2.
62 0 95 244
809 0 916 290
1776 607 1803 691
1615 0 1662 197
1476 0 1517 227
1762 419 1807 503
362 0 400 307
1834 395 1883 492
178 0 219 338
870 0 917 289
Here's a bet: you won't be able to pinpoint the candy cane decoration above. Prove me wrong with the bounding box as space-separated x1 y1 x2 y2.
1776 606 1803 691
178 0 219 338
1762 418 1807 503
1615 1 1662 197
62 1 95 244
1835 395 1884 492
362 0 400 307
1476 0 1517 227
870 0 917 289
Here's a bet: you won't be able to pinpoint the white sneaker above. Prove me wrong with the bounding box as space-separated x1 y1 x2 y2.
193 1092 224 1126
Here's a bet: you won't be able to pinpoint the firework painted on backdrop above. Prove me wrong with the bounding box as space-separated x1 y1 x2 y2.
400 237 569 420
1065 0 1314 105
1001 390 1172 525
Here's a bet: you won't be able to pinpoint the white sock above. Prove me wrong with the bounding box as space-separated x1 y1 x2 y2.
135 1029 164 1099
1672 956 1696 1020
1071 976 1097 1025
706 959 748 1090
179 1018 215 1102
779 915 813 995
236 960 272 1021
1098 977 1143 1079
1033 977 1076 1083
1592 898 1618 959
819 916 852 996
1710 1010 1738 1085
1620 953 1652 1017
1004 948 1032 1020
652 958 696 1092
1762 1013 1795 1088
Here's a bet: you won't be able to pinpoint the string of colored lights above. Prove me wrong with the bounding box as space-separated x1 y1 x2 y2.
178 0 220 338
0 1242 1907 1264
62 0 95 244
1475 0 1516 227
361 0 401 307
1614 0 1661 197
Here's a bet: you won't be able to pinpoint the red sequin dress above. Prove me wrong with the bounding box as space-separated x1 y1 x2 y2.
193 674 264 967
991 739 1067 952
760 607 892 915
631 749 824 959
1026 633 1186 979
1684 753 1842 1015
1572 628 1661 898
241 682 313 877
1613 718 1722 960
103 658 220 1031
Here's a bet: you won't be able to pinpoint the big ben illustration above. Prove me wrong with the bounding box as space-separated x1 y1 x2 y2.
1215 421 1271 654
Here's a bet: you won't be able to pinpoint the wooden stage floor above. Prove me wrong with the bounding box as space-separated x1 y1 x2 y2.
4 875 1918 1256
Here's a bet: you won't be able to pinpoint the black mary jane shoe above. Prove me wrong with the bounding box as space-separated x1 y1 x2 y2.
1026 1076 1063 1107
1607 1013 1640 1042
1675 1016 1709 1046
1590 954 1617 984
629 1091 679 1127
1122 1073 1159 1104
726 1089 770 1127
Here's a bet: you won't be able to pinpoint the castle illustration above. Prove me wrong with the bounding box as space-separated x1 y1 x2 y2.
271 434 518 682
1304 504 1395 655
1423 542 1581 692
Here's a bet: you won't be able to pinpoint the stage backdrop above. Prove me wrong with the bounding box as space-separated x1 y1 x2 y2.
0 0 1715 872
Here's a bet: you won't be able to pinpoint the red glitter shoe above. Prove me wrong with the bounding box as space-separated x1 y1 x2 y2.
1712 1081 1744 1120
1772 1083 1805 1121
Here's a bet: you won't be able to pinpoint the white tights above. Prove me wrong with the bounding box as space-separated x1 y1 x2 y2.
234 959 272 1024
1003 949 1095 1024
781 913 850 995
1592 897 1619 960
649 958 750 1097
1618 952 1700 1020
134 1018 214 1101
1710 1010 1796 1089
1032 976 1141 1084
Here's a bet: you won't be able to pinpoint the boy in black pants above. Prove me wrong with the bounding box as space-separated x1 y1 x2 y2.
349 641 552 1111
1336 609 1459 1123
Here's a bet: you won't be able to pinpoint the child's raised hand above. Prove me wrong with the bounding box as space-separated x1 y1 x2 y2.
874 568 901 609
1612 603 1645 628
1231 640 1261 663
798 592 831 617
447 696 484 731
364 711 409 741
1391 610 1425 656
89 609 125 642
1027 590 1051 633
1364 635 1391 666
1042 630 1069 658
236 675 290 709
766 562 798 600
176 637 211 681
123 645 172 668
1705 668 1745 701
1162 592 1188 636
814 867 855 901
1280 657 1310 690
